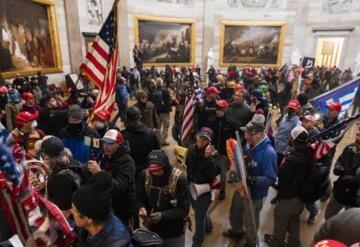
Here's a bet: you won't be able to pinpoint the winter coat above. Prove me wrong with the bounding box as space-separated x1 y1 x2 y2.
38 108 68 136
274 114 300 154
122 123 160 176
76 214 133 247
59 123 100 163
196 100 217 131
277 143 313 199
115 83 129 105
225 102 253 130
134 101 160 129
186 144 221 185
244 136 277 200
136 165 190 238
20 104 40 114
207 115 236 155
97 143 137 222
5 103 21 131
148 86 172 114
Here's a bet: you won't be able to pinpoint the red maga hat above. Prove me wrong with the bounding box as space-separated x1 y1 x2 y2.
328 102 342 112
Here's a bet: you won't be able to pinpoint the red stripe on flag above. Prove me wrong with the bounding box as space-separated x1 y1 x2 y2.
91 42 109 61
80 64 103 88
86 53 107 74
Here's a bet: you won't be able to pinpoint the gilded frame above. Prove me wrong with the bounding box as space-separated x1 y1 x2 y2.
0 0 62 78
134 15 196 67
220 21 286 68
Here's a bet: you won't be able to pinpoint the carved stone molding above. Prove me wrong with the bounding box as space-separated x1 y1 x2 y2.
87 0 103 25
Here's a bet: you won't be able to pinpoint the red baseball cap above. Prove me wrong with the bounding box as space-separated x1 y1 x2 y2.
300 114 315 122
234 84 244 92
95 110 111 121
0 86 8 94
216 99 229 109
207 86 219 95
314 240 347 247
102 129 124 144
22 92 34 100
15 111 38 127
328 102 342 112
287 99 301 111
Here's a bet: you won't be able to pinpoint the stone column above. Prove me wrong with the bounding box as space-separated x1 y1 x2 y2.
201 0 216 77
64 0 83 74
118 0 131 68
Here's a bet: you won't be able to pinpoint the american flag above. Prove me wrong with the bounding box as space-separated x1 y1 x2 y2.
308 115 359 160
181 87 197 143
0 137 76 246
80 1 119 115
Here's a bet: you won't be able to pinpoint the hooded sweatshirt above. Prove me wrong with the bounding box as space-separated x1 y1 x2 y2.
122 123 160 176
245 136 277 200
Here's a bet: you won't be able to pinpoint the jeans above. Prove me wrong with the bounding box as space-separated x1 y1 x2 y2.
162 234 185 247
229 191 263 247
130 84 137 99
191 192 212 247
273 197 304 247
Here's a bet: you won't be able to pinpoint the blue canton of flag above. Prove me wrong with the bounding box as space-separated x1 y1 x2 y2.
98 8 116 54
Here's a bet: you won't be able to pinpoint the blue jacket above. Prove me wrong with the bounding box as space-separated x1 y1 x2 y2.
245 136 277 200
76 214 133 247
274 114 299 154
116 84 129 105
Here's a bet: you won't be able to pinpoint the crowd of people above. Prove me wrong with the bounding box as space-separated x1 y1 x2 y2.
0 63 359 247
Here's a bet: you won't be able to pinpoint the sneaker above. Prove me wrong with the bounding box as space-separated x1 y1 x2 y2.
222 228 244 239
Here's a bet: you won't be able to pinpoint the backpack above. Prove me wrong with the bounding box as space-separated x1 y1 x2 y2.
299 162 330 204
144 167 182 198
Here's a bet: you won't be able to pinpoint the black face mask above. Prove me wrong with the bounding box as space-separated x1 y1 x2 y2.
68 122 84 134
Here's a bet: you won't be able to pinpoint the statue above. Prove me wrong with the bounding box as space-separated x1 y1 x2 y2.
354 52 360 76
291 48 302 66
207 48 214 70
88 0 103 25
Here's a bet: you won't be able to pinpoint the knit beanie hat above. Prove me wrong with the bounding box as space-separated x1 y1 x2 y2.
72 171 112 221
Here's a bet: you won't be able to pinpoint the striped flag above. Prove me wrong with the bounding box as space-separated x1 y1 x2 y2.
0 139 76 246
308 115 359 160
80 1 119 115
181 87 196 143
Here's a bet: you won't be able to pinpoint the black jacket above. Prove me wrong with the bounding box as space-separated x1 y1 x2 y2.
186 144 221 184
38 108 68 136
207 116 236 155
122 123 160 176
277 142 313 199
148 86 172 114
136 167 190 238
196 100 217 131
97 143 137 222
334 144 360 177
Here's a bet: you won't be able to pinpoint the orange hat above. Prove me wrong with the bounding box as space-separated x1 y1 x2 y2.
328 102 342 112
216 99 229 109
15 111 38 127
287 99 301 111
22 92 34 100
207 86 219 95
95 110 111 121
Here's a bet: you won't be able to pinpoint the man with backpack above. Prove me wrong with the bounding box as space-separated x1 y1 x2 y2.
324 127 360 220
265 126 312 247
148 78 172 146
136 150 190 247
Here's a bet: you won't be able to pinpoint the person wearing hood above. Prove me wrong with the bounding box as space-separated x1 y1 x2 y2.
196 86 219 131
72 171 133 247
265 126 312 247
186 127 221 247
136 150 190 247
122 106 160 178
59 105 100 163
5 88 22 131
86 129 136 229
20 92 40 115
224 122 277 247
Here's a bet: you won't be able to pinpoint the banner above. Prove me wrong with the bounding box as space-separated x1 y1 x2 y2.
302 57 315 68
312 76 360 118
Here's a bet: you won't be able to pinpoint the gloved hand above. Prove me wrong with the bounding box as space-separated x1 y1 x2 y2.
246 176 257 186
148 212 162 224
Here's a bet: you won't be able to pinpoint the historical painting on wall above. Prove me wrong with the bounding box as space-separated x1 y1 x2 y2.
220 21 286 67
0 0 62 78
134 16 195 66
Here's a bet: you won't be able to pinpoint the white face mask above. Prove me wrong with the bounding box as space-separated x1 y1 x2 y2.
95 121 106 129
31 120 37 130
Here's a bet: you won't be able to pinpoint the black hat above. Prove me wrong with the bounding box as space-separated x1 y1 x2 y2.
41 136 64 156
126 106 141 122
68 105 84 121
72 171 112 221
148 150 169 168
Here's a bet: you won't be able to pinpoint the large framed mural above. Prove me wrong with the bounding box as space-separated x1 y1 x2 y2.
134 16 195 66
220 21 286 67
0 0 62 78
